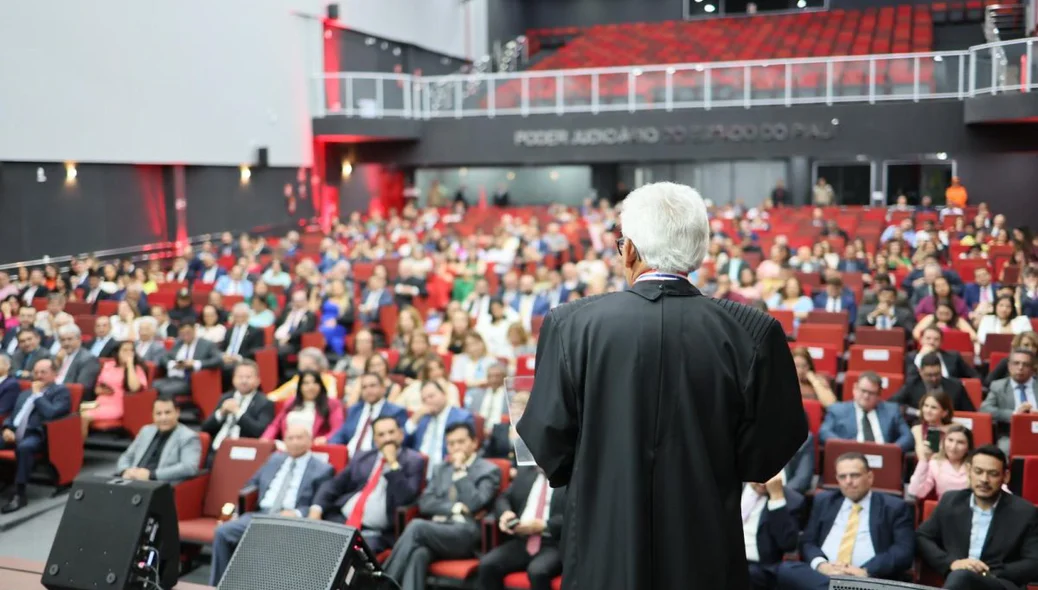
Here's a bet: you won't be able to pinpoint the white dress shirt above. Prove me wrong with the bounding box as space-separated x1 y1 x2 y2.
1012 378 1037 410
814 492 876 570
519 472 554 523
166 341 200 379
854 405 886 443
212 391 257 450
90 336 111 358
406 410 449 478
56 349 80 384
347 400 385 457
741 484 788 563
825 297 842 313
259 453 312 515
226 324 249 356
340 458 391 531
479 386 507 432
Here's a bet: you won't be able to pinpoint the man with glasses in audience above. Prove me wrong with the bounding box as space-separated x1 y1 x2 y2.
917 445 1038 590
776 452 915 589
11 330 50 381
980 348 1037 453
53 324 100 400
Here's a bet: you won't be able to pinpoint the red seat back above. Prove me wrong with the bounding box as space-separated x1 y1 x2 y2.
941 330 974 357
312 443 349 473
855 327 906 349
961 378 983 410
1010 414 1038 457
848 345 905 374
203 439 276 517
822 439 904 495
803 399 823 435
951 411 993 447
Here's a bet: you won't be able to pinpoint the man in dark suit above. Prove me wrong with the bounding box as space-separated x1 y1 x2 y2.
812 276 857 329
517 183 806 590
784 431 816 494
77 272 111 311
328 372 407 456
917 446 1038 590
383 423 501 590
310 416 424 552
134 317 167 364
907 326 980 381
404 381 475 480
0 355 20 416
209 424 334 586
19 269 50 306
0 358 72 513
220 303 264 388
201 361 275 454
741 475 804 590
963 267 999 314
510 275 551 333
819 372 915 452
892 352 975 414
152 323 223 400
10 330 51 381
776 452 915 589
857 285 915 335
274 290 317 370
718 245 751 282
1 306 45 356
53 324 101 399
359 274 394 326
477 466 566 590
85 316 119 360
393 259 429 310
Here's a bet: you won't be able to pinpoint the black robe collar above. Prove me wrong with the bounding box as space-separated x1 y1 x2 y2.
628 278 702 302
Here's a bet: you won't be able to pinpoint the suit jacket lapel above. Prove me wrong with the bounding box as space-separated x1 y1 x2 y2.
262 454 286 496
868 494 882 549
981 497 1009 562
137 427 157 463
157 427 177 467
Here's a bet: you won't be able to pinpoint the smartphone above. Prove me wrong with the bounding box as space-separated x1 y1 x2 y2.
507 518 521 529
926 429 941 453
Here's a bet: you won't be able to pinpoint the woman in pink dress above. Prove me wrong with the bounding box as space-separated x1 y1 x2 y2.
81 340 147 437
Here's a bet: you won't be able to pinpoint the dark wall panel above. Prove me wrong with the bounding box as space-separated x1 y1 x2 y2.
490 0 684 31
183 167 308 236
955 152 1038 231
338 29 464 76
0 163 167 263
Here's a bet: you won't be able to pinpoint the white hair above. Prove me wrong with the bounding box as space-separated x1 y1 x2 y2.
231 302 251 316
619 182 709 274
137 316 158 330
57 324 82 339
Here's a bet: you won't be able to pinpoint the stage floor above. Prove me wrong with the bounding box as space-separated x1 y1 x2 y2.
0 558 211 590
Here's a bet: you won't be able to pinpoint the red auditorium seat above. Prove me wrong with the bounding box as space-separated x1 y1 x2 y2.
848 345 905 374
177 438 276 546
855 327 906 349
190 369 224 418
311 443 349 473
90 386 157 438
961 378 984 410
1010 414 1038 457
951 411 993 447
254 347 280 394
822 440 904 495
842 371 904 400
0 383 84 488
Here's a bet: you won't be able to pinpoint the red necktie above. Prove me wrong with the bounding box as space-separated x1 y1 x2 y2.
354 412 373 452
526 481 549 555
346 458 384 529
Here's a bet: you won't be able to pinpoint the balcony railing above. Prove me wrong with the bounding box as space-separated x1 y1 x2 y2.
313 38 1037 119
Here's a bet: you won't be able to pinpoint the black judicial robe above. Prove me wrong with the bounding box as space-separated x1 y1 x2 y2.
517 279 807 590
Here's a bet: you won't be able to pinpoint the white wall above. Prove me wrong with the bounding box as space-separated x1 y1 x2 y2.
0 0 322 166
337 0 488 61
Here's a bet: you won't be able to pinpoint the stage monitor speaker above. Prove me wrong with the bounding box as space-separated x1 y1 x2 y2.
42 476 179 590
217 516 381 590
326 3 339 20
829 576 940 590
256 147 269 169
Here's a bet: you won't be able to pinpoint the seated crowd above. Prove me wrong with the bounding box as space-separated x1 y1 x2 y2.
0 195 1037 590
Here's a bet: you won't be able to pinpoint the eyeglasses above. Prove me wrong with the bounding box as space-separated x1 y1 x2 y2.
616 236 626 255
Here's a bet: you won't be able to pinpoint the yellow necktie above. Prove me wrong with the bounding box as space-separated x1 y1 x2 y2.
836 503 863 564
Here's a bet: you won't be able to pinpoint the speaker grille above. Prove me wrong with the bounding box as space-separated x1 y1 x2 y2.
218 516 353 590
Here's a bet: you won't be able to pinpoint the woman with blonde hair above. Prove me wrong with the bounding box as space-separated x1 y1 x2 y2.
791 347 836 407
907 422 973 500
910 390 955 458
391 306 424 352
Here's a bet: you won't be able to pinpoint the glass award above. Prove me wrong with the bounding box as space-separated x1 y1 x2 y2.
505 376 538 466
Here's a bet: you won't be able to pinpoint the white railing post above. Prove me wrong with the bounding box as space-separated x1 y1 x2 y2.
1027 39 1034 92
403 78 412 118
556 73 564 115
521 76 529 117
704 67 712 110
784 63 792 107
628 72 636 113
744 65 751 108
665 69 674 111
913 55 920 101
592 73 599 114
958 54 965 99
990 46 997 94
969 49 977 95
455 79 463 118
345 76 354 117
488 79 496 117
825 60 834 105
869 57 876 103
376 76 384 116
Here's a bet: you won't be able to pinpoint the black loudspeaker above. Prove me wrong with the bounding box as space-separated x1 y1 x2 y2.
42 476 179 590
326 3 339 20
256 147 269 169
217 516 382 590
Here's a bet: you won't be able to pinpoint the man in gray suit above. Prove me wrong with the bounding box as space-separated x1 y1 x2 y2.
209 424 334 585
116 397 201 483
53 324 100 399
152 323 222 400
384 422 502 590
980 348 1037 452
134 317 167 364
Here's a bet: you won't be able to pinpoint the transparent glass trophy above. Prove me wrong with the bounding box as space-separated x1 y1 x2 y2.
505 376 538 466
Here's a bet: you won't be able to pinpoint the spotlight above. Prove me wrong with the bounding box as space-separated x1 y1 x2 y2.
936 152 948 160
239 165 251 184
341 160 353 177
797 0 806 8
506 171 516 180
65 162 77 185
704 4 716 12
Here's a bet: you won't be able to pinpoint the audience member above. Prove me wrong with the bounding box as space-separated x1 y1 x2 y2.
81 341 148 437
404 380 476 479
311 416 424 552
209 424 333 585
892 352 974 413
134 316 167 363
0 358 71 513
740 474 804 590
383 423 501 590
202 361 275 453
776 452 915 589
11 329 50 381
152 323 222 400
819 372 914 452
329 372 408 456
980 348 1037 452
0 355 18 416
261 369 344 445
116 396 200 484
906 327 979 380
916 446 1038 590
907 423 974 501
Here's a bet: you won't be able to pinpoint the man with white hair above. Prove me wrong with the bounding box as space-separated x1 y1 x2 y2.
134 316 167 363
53 324 101 397
517 182 806 590
47 313 75 355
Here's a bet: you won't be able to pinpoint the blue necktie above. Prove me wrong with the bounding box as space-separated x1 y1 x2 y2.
1018 384 1028 405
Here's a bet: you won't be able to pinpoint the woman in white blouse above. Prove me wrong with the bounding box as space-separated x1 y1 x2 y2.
449 332 497 389
109 300 140 341
196 304 227 345
976 295 1033 344
477 299 520 358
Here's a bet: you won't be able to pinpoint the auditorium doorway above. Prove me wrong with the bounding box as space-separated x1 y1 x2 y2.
883 159 955 205
812 161 873 206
